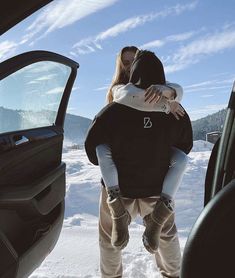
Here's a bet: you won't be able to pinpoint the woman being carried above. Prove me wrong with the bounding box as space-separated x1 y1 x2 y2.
97 48 189 253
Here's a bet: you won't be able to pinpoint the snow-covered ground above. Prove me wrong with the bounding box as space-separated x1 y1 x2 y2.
30 140 213 278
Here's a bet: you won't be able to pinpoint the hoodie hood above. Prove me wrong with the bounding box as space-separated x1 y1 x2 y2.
129 50 166 89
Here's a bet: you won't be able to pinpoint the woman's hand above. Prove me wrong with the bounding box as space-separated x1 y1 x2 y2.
168 100 185 120
145 85 175 103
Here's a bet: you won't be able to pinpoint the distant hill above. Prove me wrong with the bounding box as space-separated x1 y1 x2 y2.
65 108 228 142
65 109 228 142
66 108 228 143
0 107 92 145
191 108 227 140
64 113 91 145
0 106 228 143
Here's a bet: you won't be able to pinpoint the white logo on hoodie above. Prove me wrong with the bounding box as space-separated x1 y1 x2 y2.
144 117 152 128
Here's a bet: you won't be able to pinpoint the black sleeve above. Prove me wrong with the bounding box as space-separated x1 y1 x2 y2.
85 115 110 165
170 108 193 154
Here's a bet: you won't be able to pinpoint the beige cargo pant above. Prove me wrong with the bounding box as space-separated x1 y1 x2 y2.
99 187 181 278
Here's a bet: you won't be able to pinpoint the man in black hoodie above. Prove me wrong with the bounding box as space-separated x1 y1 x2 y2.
85 50 192 278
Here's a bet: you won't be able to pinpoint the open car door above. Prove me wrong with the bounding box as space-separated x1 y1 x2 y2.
181 82 235 278
0 1 53 35
0 50 78 278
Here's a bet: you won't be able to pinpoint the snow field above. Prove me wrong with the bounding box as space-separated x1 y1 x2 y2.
30 141 212 277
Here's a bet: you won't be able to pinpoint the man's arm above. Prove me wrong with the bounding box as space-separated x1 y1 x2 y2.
170 110 193 154
85 114 110 165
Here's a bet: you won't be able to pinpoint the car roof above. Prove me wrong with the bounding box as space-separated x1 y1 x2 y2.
0 0 53 36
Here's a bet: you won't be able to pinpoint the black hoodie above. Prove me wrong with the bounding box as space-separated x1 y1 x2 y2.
85 51 193 198
129 50 166 89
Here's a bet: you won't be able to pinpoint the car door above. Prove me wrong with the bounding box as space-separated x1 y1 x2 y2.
0 50 79 278
1 1 53 35
181 82 235 278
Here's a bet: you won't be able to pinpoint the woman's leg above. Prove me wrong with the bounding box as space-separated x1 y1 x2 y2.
142 148 187 255
161 147 189 201
97 144 131 249
96 144 119 199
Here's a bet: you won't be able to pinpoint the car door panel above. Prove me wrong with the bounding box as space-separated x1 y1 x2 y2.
1 1 53 35
208 83 234 198
0 127 63 187
181 179 235 278
204 137 220 206
181 82 235 277
0 135 65 215
0 201 64 278
0 51 78 277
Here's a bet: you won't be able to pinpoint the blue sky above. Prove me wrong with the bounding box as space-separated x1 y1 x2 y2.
1 0 235 120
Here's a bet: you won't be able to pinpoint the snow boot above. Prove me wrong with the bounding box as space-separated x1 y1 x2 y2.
107 196 131 250
142 197 173 254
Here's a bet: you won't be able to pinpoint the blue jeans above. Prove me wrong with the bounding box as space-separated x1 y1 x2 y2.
162 147 188 199
96 144 188 200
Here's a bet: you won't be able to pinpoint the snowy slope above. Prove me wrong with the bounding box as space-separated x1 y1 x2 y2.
30 141 212 278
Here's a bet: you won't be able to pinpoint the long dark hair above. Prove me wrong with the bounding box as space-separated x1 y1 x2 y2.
129 50 166 89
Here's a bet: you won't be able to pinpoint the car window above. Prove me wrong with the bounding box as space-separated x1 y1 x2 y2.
0 61 71 133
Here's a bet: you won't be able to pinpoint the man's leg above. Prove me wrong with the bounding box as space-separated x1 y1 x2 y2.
99 187 123 278
99 187 138 277
155 212 181 278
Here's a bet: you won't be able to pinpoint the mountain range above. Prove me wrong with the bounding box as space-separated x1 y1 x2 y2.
0 106 227 143
64 108 228 142
192 108 226 140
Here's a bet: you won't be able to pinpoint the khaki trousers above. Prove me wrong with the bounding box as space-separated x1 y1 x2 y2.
99 187 181 278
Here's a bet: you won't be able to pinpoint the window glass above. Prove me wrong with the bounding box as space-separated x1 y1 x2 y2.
0 61 71 133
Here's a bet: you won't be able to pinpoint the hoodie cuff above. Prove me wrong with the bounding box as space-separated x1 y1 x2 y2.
166 82 183 102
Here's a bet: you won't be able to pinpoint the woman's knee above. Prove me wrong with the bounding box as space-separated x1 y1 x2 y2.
170 147 189 169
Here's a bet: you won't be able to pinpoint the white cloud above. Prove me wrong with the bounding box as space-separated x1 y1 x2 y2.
189 104 227 120
97 16 152 41
27 74 58 84
67 107 77 111
184 76 235 93
72 86 80 92
184 80 217 89
36 74 58 81
0 0 118 60
72 1 198 55
201 94 214 98
140 31 196 50
166 31 196 42
176 31 235 61
94 85 109 91
47 102 59 106
140 40 165 49
165 29 235 73
21 0 118 45
0 40 17 61
165 62 193 74
173 1 198 14
45 87 64 95
186 84 231 93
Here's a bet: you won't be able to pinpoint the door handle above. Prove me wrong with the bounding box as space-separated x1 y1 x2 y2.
14 135 29 145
